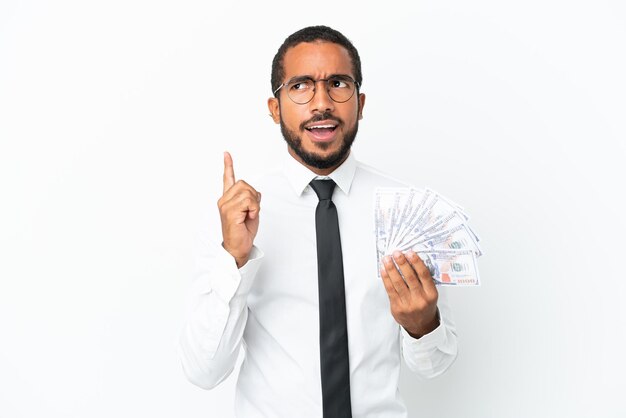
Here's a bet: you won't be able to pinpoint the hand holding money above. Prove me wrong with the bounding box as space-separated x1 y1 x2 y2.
375 187 482 286
380 250 440 338
218 152 261 268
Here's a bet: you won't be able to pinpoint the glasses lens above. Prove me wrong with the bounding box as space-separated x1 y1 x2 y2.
327 77 356 103
285 77 357 104
287 79 315 104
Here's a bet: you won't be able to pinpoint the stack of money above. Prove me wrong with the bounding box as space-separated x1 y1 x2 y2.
375 188 482 286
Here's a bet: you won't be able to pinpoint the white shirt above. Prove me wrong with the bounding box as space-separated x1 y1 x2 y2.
179 152 458 417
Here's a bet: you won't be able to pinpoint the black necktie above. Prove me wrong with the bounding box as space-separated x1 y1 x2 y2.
309 179 352 418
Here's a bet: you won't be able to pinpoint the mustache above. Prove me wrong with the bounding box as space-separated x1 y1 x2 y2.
299 112 343 131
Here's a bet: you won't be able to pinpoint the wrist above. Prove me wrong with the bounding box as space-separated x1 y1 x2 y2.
406 309 440 339
221 242 249 268
234 256 249 269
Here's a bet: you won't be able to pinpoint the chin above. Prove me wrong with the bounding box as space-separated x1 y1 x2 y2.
280 118 358 171
307 140 337 152
294 142 350 170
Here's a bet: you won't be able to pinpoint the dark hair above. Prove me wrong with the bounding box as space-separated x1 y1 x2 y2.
271 25 362 96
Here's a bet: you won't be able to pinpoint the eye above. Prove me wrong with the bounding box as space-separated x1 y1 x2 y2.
329 78 350 88
290 79 313 91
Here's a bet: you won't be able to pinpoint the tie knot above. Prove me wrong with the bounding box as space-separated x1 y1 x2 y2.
310 179 336 201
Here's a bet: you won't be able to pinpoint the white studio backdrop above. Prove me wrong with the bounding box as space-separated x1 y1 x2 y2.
1 1 625 417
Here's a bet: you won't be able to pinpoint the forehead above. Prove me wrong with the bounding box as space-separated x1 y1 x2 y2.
282 41 353 79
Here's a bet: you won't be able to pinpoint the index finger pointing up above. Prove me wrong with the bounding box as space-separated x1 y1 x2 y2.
223 151 236 193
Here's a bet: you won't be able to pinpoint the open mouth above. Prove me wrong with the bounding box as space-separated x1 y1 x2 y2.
304 122 339 142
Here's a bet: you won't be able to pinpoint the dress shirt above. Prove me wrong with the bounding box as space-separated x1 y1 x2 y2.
179 151 458 417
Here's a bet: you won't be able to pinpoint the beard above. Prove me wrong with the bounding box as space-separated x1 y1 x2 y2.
280 111 359 170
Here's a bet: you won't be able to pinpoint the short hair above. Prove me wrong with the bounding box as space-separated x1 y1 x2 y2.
271 25 363 96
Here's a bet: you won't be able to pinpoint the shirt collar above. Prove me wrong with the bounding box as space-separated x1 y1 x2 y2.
283 151 357 197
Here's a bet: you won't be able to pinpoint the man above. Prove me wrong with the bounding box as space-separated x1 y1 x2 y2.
179 26 458 417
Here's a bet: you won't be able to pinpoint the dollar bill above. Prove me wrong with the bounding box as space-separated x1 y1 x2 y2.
375 187 482 286
405 223 482 256
418 249 480 286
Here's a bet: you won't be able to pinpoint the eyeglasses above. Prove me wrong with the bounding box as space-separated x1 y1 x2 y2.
273 75 360 104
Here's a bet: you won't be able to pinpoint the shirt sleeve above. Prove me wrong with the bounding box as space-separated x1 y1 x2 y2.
178 227 263 390
400 286 458 378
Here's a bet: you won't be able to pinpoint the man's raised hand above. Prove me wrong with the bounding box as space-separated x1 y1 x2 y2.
218 152 261 268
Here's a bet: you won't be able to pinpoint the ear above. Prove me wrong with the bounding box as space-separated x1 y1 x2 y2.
267 97 281 124
357 93 366 120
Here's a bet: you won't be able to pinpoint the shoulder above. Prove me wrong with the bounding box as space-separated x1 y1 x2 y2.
241 167 296 200
354 159 415 189
246 167 285 189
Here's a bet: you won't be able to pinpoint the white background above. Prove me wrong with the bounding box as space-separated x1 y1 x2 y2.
1 1 625 417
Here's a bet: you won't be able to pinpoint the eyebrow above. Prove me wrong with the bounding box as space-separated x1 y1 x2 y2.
287 73 354 83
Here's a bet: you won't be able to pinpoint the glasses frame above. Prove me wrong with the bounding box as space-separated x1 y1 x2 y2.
273 75 360 105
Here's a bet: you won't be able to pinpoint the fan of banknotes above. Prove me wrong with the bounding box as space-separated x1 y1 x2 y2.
375 188 482 286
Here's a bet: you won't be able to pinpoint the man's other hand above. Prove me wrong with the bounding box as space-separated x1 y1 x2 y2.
380 250 440 339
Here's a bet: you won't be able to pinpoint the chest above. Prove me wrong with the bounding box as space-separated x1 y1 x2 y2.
250 191 385 315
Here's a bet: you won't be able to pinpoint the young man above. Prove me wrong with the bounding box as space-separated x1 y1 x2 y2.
179 26 458 417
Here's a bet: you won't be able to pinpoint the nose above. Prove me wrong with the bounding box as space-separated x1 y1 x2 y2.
308 80 335 114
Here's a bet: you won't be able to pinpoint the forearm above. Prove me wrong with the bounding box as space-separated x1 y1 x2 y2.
178 294 244 389
178 241 263 389
401 287 458 378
